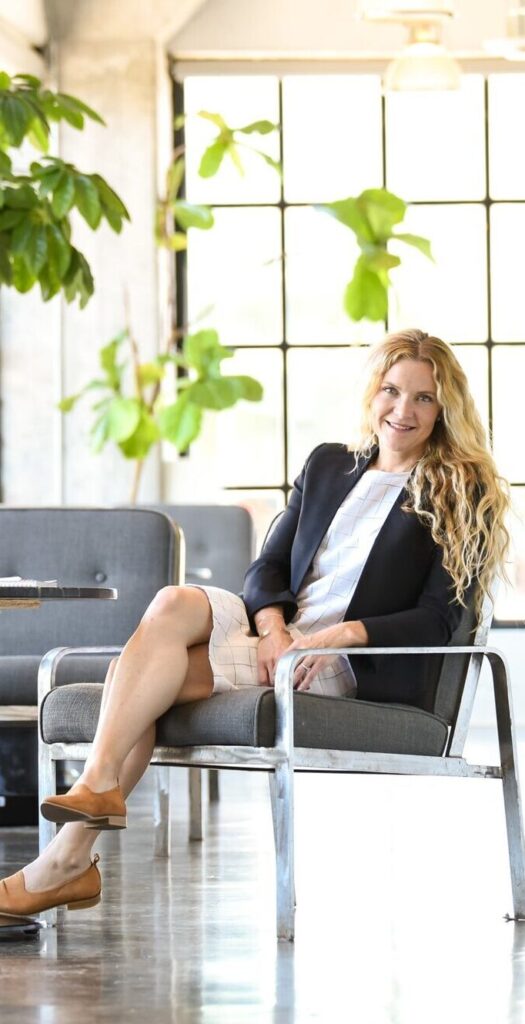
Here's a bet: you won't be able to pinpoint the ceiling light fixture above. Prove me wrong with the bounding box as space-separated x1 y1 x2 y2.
359 1 462 91
484 5 525 61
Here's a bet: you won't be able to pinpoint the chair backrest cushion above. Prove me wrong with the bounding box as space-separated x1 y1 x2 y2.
148 504 255 594
0 508 179 657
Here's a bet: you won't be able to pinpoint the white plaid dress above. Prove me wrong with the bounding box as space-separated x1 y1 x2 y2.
197 469 409 698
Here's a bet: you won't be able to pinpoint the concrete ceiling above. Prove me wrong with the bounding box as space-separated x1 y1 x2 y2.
44 0 209 43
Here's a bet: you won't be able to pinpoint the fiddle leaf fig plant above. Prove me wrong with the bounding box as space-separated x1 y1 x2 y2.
0 71 130 306
59 326 263 502
318 188 433 322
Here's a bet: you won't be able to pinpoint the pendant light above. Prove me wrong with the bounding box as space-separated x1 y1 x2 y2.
359 1 462 91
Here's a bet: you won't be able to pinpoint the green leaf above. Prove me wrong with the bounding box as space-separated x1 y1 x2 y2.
57 393 80 413
0 151 12 174
238 119 278 135
0 94 32 146
183 329 232 376
198 141 227 178
36 167 63 196
104 397 141 442
364 247 400 272
27 116 49 153
74 174 102 228
46 223 71 280
0 209 23 230
26 224 48 275
159 231 187 251
91 173 130 231
188 377 242 410
0 72 11 90
100 332 128 389
198 111 228 130
11 253 35 293
51 172 75 218
90 410 111 452
230 375 263 401
10 217 34 255
57 92 105 126
392 231 434 261
358 188 406 240
52 95 83 129
167 157 185 200
118 410 159 459
138 361 165 386
318 197 374 243
256 151 282 175
0 234 12 283
3 184 38 209
172 200 214 231
62 248 95 308
227 144 244 175
157 394 203 453
344 257 388 322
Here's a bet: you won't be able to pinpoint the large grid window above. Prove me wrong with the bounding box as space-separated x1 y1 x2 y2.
175 70 525 624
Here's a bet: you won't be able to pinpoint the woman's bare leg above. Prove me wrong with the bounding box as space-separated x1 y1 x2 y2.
22 587 214 893
78 586 213 793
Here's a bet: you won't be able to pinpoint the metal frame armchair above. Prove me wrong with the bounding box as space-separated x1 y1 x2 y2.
38 590 525 940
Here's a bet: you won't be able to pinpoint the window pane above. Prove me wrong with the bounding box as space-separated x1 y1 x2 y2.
183 76 281 204
287 347 369 474
490 204 525 342
489 74 525 199
282 75 382 203
191 349 284 488
494 487 525 623
187 208 282 346
389 204 488 342
285 207 384 345
492 347 525 483
451 345 489 436
386 76 485 201
225 489 285 554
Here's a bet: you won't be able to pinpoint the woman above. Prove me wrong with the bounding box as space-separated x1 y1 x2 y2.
0 329 510 917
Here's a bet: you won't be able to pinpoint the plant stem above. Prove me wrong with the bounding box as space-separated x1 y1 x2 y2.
130 459 144 505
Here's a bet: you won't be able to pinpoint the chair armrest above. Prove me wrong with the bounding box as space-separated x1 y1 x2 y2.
37 646 123 704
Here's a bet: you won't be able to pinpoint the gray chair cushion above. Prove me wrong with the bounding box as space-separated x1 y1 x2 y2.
41 684 449 756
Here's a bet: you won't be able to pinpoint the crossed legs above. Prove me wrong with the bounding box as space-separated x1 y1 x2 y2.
23 586 214 893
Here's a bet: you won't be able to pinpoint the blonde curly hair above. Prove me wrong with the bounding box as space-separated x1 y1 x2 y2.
353 329 510 619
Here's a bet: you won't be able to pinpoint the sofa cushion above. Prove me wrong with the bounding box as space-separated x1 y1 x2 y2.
41 683 449 756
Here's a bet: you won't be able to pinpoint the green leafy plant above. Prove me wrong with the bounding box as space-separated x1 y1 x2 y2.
0 72 130 306
318 188 433 321
59 325 263 502
156 111 280 252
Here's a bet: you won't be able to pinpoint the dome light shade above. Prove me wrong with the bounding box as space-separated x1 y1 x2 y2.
384 40 462 90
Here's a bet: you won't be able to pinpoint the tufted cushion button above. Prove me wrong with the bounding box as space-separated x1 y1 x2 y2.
94 572 107 583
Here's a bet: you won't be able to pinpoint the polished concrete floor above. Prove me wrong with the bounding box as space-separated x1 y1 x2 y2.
1 727 525 1023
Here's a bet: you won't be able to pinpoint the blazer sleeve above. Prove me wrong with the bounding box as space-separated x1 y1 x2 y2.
242 456 309 629
359 543 468 647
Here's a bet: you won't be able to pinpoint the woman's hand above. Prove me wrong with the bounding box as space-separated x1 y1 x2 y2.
257 627 293 686
288 620 368 692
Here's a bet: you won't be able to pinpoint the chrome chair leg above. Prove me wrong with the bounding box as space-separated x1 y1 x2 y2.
490 650 525 920
153 766 171 858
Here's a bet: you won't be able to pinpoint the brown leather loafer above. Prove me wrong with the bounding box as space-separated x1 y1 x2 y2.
41 783 127 830
0 854 102 916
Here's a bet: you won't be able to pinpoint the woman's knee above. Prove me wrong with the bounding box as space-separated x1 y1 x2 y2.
141 585 212 640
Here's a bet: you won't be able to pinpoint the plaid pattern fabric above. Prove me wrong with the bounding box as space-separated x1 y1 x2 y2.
199 470 409 699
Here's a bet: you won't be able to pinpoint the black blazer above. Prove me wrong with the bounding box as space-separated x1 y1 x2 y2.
243 443 469 709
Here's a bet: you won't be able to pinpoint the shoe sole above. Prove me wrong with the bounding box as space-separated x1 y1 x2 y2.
40 803 127 830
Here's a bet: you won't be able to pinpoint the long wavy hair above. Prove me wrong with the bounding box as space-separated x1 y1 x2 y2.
352 329 510 619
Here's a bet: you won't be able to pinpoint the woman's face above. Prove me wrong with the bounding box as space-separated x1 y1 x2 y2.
371 358 441 467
